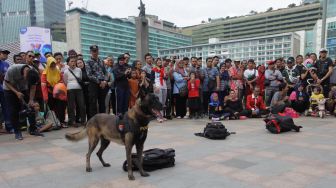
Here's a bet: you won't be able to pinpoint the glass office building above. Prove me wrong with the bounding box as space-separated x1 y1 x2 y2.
0 0 65 44
189 3 322 45
66 8 192 60
327 21 336 58
158 33 300 65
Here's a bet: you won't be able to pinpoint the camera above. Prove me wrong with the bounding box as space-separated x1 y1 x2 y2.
19 106 35 122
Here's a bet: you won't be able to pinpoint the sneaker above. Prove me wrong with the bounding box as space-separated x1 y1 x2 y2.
15 132 23 140
157 118 163 123
176 116 181 119
29 130 44 137
183 116 189 119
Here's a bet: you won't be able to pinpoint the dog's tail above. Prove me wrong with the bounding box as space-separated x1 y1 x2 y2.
65 128 87 142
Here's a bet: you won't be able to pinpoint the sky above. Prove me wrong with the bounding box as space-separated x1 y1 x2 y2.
68 0 303 27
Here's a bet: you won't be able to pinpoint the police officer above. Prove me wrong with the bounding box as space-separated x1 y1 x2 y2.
85 45 109 119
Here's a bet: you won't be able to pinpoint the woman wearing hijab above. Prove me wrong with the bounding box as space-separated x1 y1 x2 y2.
173 60 189 119
151 58 167 122
41 57 67 128
256 65 266 95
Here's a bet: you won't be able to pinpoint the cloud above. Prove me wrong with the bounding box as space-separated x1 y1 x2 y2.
69 0 302 27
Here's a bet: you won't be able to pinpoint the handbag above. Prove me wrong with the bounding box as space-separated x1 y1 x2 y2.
68 68 85 89
175 82 188 97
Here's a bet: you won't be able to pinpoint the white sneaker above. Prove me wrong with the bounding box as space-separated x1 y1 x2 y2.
176 116 181 119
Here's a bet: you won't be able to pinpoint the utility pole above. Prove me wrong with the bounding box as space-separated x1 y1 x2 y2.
0 0 4 44
321 0 328 48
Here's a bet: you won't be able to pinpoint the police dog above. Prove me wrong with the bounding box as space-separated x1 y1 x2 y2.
65 93 162 180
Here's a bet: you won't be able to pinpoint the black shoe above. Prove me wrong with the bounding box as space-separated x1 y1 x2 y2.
30 130 44 137
15 132 23 140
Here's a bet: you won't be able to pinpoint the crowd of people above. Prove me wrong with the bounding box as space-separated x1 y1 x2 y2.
1 45 336 140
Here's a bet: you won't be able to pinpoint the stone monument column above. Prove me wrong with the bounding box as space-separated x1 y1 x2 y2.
136 0 149 62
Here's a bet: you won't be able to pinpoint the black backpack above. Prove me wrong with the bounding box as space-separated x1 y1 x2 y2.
195 122 233 140
123 148 175 172
264 114 302 134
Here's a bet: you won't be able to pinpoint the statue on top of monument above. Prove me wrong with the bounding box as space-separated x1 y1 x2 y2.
138 0 146 17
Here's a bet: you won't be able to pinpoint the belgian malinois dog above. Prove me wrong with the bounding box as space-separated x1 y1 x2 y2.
65 93 162 180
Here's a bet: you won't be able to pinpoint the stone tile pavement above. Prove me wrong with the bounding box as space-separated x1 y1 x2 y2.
0 117 336 188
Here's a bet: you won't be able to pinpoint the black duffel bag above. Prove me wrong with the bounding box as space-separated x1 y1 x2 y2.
195 122 234 140
264 114 302 134
123 148 175 172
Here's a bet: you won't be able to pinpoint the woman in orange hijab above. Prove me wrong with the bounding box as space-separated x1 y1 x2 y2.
41 57 67 128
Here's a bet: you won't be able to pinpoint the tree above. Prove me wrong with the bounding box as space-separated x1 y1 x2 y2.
288 3 296 8
250 10 258 14
266 7 273 12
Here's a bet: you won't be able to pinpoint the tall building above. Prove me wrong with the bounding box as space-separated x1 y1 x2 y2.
188 3 322 45
326 19 336 58
66 8 192 60
158 33 300 65
0 0 65 44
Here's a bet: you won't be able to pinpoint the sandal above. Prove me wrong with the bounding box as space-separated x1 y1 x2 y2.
61 123 69 128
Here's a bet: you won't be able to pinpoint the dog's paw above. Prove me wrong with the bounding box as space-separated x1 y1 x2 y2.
86 167 92 172
103 163 111 167
128 175 135 180
141 172 150 177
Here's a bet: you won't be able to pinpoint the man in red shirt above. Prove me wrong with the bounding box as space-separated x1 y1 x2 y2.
245 86 269 118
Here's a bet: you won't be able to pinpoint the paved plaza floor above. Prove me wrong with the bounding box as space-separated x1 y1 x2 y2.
0 116 336 188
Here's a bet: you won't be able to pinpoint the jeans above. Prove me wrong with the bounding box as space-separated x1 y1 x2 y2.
116 87 130 115
87 83 109 119
67 89 86 124
0 91 13 131
4 90 37 134
265 86 278 107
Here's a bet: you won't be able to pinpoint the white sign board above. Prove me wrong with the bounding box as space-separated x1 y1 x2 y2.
20 27 52 62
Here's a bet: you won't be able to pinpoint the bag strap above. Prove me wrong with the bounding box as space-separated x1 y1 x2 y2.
68 68 82 86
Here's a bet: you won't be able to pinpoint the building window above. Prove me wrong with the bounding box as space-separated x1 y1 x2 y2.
267 39 274 43
275 44 282 49
259 40 266 44
258 46 265 51
284 43 291 48
8 12 17 16
266 45 273 50
19 11 27 15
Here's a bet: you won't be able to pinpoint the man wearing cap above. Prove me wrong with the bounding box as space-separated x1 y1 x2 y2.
85 45 109 119
283 57 298 94
265 60 283 107
0 49 13 133
314 48 333 96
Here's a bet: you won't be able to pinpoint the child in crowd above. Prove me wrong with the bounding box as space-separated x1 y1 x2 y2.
209 92 227 120
139 70 150 99
290 84 309 114
309 87 325 114
187 72 201 119
33 103 53 133
128 69 139 108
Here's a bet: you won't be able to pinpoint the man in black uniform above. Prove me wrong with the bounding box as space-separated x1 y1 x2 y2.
314 48 333 96
85 45 109 119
